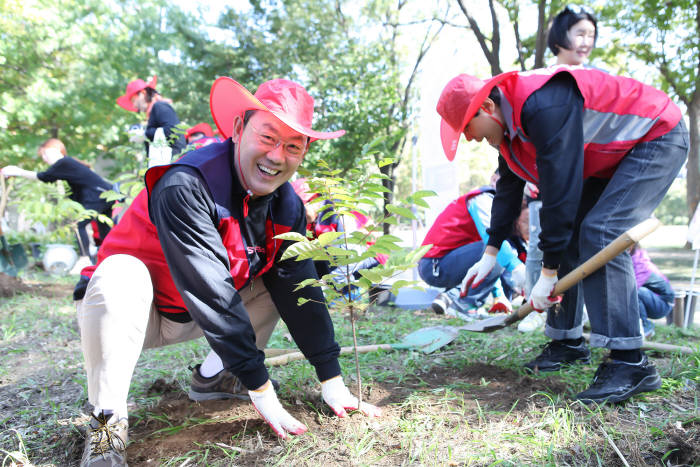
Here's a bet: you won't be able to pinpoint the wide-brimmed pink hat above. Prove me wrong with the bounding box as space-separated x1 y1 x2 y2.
210 77 345 142
436 71 517 161
116 76 158 112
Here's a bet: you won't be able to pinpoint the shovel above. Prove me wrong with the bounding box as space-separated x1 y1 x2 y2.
397 217 661 350
460 217 661 332
264 327 457 366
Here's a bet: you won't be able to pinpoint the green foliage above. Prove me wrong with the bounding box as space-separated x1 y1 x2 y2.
279 139 435 308
8 178 114 245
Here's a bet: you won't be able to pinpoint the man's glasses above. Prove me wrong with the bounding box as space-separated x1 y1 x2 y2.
249 125 306 158
564 4 594 15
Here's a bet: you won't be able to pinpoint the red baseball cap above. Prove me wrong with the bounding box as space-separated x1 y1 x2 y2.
210 77 345 142
436 71 517 161
185 122 215 140
116 76 158 112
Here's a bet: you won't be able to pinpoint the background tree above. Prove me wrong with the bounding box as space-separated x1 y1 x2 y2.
603 0 700 217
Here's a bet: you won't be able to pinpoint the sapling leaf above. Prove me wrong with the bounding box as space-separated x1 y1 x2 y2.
410 189 438 199
363 182 392 193
317 231 345 246
358 269 382 283
275 232 310 243
326 246 355 257
385 204 416 219
293 278 320 291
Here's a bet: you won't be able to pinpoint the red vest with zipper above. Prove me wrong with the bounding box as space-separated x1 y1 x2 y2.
495 66 682 183
79 140 294 314
421 187 494 258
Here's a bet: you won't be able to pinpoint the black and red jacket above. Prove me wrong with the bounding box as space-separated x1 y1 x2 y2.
75 139 341 390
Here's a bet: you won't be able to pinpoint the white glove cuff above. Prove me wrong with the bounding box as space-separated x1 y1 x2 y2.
249 382 277 404
321 375 347 400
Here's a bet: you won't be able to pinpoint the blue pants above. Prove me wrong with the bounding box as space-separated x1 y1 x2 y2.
418 241 504 307
545 121 688 349
638 286 672 322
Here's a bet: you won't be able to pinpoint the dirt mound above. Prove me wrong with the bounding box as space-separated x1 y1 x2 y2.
661 425 700 466
121 362 567 465
0 272 30 297
0 273 75 299
125 382 393 466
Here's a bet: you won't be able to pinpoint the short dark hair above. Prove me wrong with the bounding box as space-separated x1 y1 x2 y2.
488 86 501 106
474 87 501 118
547 6 597 56
144 87 159 103
243 109 257 126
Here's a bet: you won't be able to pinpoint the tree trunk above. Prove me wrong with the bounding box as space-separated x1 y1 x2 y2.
687 100 700 218
533 0 547 69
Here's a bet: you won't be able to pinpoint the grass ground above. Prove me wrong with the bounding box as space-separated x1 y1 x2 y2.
1 245 699 466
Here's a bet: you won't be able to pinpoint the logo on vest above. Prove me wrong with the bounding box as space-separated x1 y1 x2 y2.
246 245 266 254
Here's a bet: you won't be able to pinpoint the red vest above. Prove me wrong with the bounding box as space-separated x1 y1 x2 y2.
421 187 493 258
495 66 682 183
80 141 295 315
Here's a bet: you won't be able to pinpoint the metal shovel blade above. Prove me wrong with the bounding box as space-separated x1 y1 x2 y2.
392 325 461 353
458 314 511 332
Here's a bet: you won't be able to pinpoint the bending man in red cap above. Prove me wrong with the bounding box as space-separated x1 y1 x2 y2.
184 122 222 149
117 75 186 155
437 66 688 404
75 77 380 466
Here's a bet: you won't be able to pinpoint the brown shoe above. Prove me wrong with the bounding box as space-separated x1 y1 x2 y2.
80 412 128 467
188 364 280 401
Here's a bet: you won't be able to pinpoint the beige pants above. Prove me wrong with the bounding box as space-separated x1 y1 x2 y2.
76 254 280 414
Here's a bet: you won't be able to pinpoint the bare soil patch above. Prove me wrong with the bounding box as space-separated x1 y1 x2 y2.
0 272 74 298
111 362 570 465
0 272 31 297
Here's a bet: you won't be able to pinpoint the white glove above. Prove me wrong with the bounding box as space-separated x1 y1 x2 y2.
128 124 146 143
528 269 561 312
249 381 307 439
510 263 527 296
321 376 382 418
525 182 539 198
462 253 497 296
1 165 23 177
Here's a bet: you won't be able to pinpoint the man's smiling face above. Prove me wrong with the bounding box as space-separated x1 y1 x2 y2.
233 111 309 197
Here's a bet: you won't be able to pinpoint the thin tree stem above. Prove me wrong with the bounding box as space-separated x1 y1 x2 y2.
349 304 362 406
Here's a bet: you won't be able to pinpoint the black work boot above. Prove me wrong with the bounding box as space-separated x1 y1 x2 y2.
524 339 591 373
575 353 662 404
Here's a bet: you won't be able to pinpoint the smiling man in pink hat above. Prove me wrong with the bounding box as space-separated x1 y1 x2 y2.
117 75 186 155
74 77 379 466
436 67 688 406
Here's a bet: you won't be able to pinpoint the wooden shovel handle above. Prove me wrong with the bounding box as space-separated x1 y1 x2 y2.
265 344 393 367
507 218 662 326
582 333 696 355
